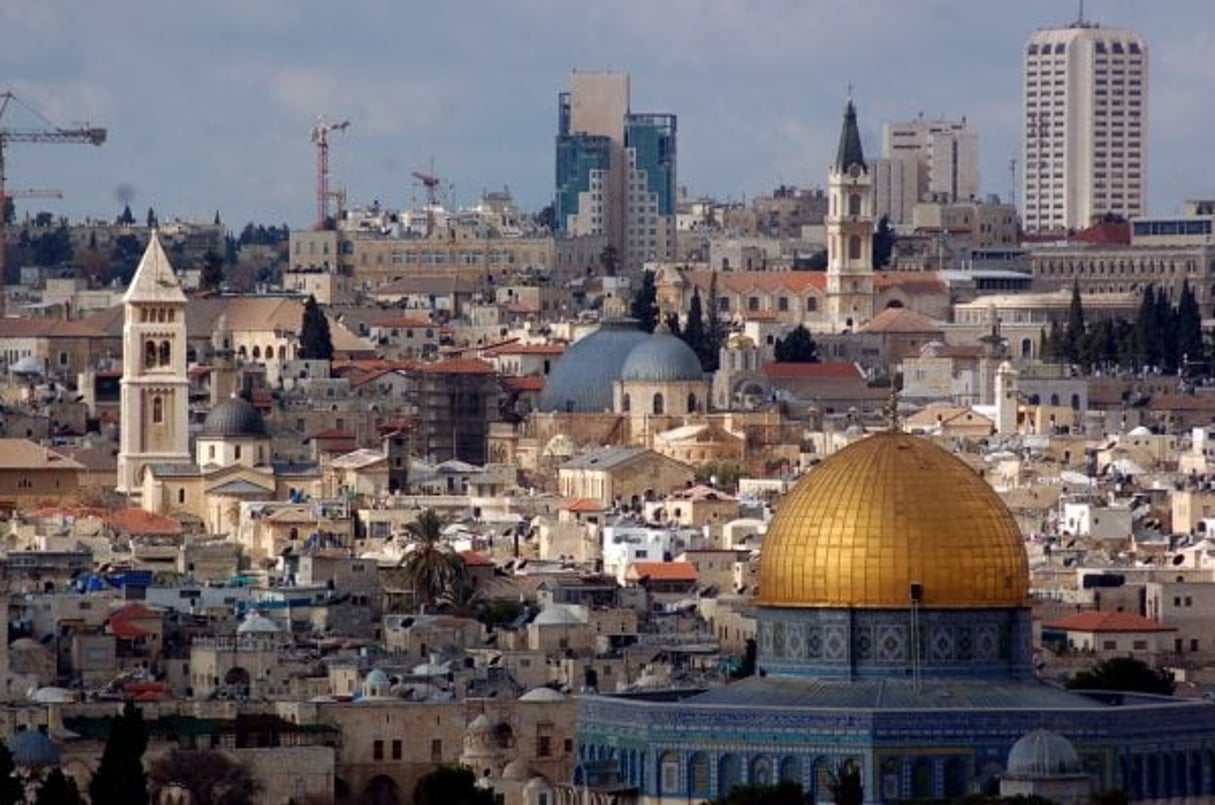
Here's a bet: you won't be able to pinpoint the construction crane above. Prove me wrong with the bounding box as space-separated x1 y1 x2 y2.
311 116 350 231
0 91 106 298
411 165 443 238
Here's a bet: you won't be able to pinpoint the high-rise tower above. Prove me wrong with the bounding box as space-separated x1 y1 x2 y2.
1022 18 1147 232
116 234 191 496
826 100 876 332
554 72 676 276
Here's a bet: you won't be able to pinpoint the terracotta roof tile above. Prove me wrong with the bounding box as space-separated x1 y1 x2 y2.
762 362 863 380
627 561 698 582
106 508 183 536
1044 611 1175 633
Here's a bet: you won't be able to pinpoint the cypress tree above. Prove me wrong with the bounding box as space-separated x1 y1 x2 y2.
773 325 820 363
89 701 148 805
629 268 659 333
683 288 706 361
1065 281 1085 363
299 295 334 361
1155 287 1177 372
1177 279 1203 373
1134 285 1157 370
703 270 725 372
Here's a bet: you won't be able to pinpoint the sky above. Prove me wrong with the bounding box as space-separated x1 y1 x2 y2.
2 0 1213 230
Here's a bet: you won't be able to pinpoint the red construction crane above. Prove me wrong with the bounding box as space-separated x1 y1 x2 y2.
411 167 442 237
0 91 106 299
311 116 350 231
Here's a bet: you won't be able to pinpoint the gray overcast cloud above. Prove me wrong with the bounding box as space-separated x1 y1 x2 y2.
2 0 1212 227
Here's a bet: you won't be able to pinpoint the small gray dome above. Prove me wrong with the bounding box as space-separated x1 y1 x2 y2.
237 612 280 634
537 320 650 413
1006 729 1081 777
201 396 268 438
9 730 60 768
620 332 704 382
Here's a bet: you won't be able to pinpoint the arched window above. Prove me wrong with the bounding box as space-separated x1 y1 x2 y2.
750 757 772 787
144 341 157 369
622 394 631 413
660 752 680 794
687 393 697 413
719 755 741 796
848 193 861 216
1021 338 1033 358
178 488 186 505
943 757 968 798
251 346 261 360
159 340 171 366
688 753 710 798
778 756 801 784
266 344 275 361
151 396 164 424
911 759 934 798
652 393 664 415
848 235 862 260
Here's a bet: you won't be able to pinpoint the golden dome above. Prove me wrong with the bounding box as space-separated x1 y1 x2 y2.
758 432 1028 609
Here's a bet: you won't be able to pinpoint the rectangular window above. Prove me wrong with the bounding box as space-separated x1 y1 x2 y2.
392 740 402 760
431 739 442 762
1102 640 1117 650
374 740 384 761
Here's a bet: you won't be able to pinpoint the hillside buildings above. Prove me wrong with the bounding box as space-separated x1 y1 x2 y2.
1022 19 1147 232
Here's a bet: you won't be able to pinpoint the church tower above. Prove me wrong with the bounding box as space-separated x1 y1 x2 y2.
116 235 191 496
825 99 876 331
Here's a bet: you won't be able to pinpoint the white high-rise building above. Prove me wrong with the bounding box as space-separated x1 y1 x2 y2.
1022 20 1147 233
882 118 979 210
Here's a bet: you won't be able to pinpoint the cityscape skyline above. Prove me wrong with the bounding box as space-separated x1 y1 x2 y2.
3 0 1212 228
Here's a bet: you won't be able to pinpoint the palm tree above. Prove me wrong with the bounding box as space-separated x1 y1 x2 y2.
397 508 467 610
440 573 487 620
147 748 261 805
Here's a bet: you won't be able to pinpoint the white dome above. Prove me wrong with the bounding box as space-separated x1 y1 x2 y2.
532 605 586 626
237 612 280 634
466 713 494 733
519 687 566 702
503 759 533 781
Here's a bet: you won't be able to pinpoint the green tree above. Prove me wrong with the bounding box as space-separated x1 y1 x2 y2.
711 781 802 805
774 325 819 363
146 207 158 229
727 637 757 680
681 287 707 362
1177 279 1203 373
412 766 495 805
0 742 24 805
703 270 726 372
298 295 334 361
117 204 135 226
1134 285 1158 369
89 701 149 805
397 509 467 609
1066 656 1175 696
30 223 73 267
34 768 83 805
1064 281 1086 363
147 748 261 805
598 244 619 277
200 249 225 293
629 268 659 333
872 215 896 269
1 196 12 226
1155 286 1178 373
826 759 863 805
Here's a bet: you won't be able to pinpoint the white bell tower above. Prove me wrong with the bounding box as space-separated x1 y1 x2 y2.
826 99 876 332
116 234 192 496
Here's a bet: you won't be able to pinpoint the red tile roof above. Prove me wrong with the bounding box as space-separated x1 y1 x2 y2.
106 508 183 536
627 561 698 582
484 343 566 356
460 550 495 567
762 362 863 380
421 358 496 375
1044 611 1175 633
503 375 545 392
566 498 606 513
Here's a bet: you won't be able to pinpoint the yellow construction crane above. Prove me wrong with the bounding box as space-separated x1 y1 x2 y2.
0 91 106 303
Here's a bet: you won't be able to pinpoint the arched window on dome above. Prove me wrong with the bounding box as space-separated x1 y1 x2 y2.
718 755 741 795
652 393 664 415
659 752 680 794
688 753 710 798
159 340 171 366
252 346 261 360
911 759 934 799
848 235 861 260
848 193 861 216
687 393 697 414
622 394 631 413
151 395 164 424
144 341 157 369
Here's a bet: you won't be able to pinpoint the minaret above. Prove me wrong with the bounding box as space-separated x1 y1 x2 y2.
116 234 192 496
210 311 238 406
995 361 1019 436
825 98 876 332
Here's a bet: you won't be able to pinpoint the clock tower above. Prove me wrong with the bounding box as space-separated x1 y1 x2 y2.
116 234 192 497
825 99 876 331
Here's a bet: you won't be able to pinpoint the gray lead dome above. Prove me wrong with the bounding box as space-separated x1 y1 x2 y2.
201 396 269 438
620 331 703 382
537 319 650 413
1006 729 1082 777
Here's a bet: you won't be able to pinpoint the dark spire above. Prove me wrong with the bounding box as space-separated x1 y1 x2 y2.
834 99 867 174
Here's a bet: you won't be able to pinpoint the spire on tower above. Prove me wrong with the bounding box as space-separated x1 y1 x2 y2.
123 233 186 305
834 99 867 174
